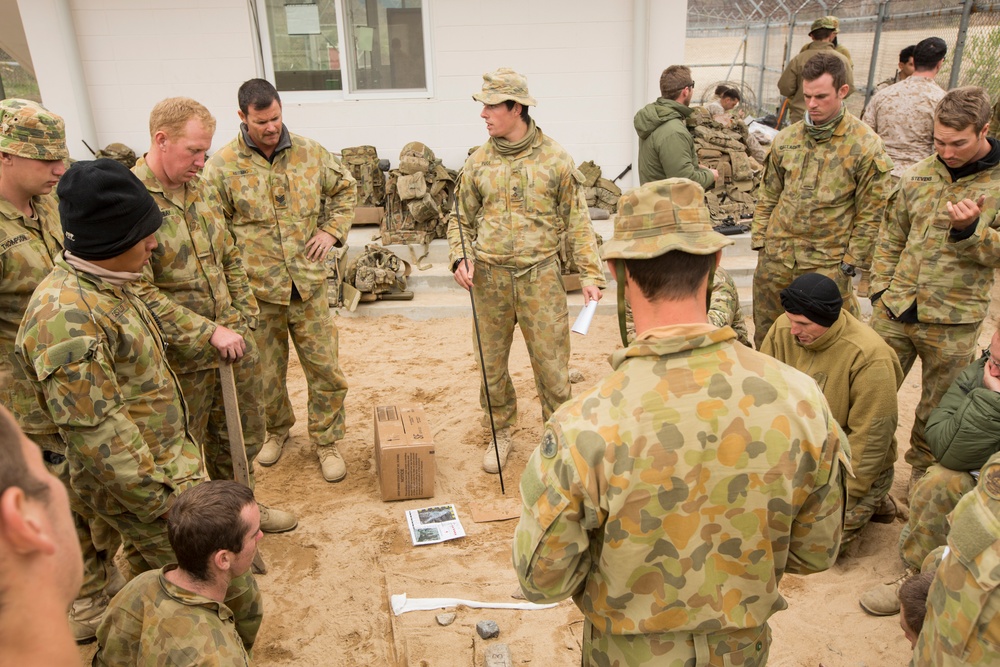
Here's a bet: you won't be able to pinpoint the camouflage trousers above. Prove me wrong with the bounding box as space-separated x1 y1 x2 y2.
98 497 263 650
471 257 571 430
35 432 121 600
871 309 981 474
841 464 894 553
751 258 859 349
583 618 770 666
176 328 264 484
253 282 348 449
899 464 975 570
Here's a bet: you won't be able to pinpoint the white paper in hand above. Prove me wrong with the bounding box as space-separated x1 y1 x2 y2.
571 300 598 336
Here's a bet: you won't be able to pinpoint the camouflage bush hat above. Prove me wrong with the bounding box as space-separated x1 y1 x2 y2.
472 68 537 107
601 178 733 260
0 98 69 160
95 142 137 169
809 16 839 34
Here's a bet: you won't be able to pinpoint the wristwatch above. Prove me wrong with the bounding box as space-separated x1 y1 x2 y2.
839 261 856 277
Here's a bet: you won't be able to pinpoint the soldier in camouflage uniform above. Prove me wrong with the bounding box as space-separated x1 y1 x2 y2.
95 142 137 169
869 86 1000 482
514 178 846 666
204 79 356 483
448 68 605 473
94 481 259 666
15 159 262 649
779 17 855 125
0 98 123 641
132 97 295 532
862 37 947 179
912 450 1000 665
753 52 893 348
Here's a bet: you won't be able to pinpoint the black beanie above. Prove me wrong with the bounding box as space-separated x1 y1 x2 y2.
780 273 843 328
57 159 162 261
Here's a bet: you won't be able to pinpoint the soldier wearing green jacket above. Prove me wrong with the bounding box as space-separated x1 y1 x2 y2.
204 79 356 483
448 68 604 473
870 86 1000 484
634 65 717 188
16 159 262 649
779 17 855 124
514 178 845 666
753 51 893 348
132 96 295 532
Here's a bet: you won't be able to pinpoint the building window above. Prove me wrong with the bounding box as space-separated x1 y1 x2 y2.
257 0 430 97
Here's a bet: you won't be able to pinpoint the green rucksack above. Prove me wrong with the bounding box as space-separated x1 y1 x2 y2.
342 145 386 207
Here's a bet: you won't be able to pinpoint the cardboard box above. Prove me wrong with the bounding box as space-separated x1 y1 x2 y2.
353 206 384 225
374 404 435 501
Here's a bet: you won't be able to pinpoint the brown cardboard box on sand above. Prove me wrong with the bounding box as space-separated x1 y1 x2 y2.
374 404 435 501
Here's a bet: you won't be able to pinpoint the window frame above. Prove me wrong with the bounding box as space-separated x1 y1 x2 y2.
253 0 434 102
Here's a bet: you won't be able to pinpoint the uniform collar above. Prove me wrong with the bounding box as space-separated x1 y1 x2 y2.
610 323 737 370
158 565 235 623
796 310 847 352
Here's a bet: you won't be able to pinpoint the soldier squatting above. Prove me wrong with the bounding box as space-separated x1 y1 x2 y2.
0 34 998 666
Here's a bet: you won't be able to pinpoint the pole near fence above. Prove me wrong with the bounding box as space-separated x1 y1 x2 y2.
949 0 977 89
757 20 770 114
865 0 891 108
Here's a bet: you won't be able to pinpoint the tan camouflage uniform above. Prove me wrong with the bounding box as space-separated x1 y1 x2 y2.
131 158 263 483
448 129 604 429
204 128 355 454
514 179 845 666
0 98 119 603
15 257 262 648
751 111 893 347
862 76 945 178
777 42 854 124
870 151 1000 473
912 451 1000 665
94 566 250 667
874 71 904 93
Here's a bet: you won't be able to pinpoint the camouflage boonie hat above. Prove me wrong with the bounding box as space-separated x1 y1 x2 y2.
601 178 733 260
0 98 68 160
95 142 137 168
472 68 537 107
809 16 838 34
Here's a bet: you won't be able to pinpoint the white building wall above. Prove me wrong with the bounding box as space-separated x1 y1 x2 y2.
20 0 687 187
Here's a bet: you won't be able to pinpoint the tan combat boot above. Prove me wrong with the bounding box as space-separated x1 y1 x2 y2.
69 593 110 643
859 568 918 616
482 428 513 474
318 444 347 482
258 502 298 533
257 431 289 467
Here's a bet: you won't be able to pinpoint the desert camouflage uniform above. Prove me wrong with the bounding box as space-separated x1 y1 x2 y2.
861 76 945 178
15 258 262 648
94 566 250 667
777 42 854 124
870 149 1000 473
751 111 893 347
204 127 355 450
131 158 263 482
447 127 604 428
874 71 904 93
912 452 1000 666
514 324 845 665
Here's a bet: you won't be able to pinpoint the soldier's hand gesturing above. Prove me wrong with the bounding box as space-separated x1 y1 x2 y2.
210 325 247 362
984 356 1000 393
306 230 338 262
946 195 986 231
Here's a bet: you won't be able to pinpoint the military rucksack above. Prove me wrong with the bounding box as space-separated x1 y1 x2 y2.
342 145 386 207
687 108 762 226
380 142 456 267
577 160 622 215
344 244 413 302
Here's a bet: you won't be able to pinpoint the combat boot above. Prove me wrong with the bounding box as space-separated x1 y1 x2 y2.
318 444 347 482
69 593 110 643
257 431 289 467
258 502 297 533
859 568 918 616
105 564 126 597
482 428 513 474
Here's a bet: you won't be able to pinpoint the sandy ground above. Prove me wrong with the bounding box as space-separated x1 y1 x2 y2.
79 285 1000 667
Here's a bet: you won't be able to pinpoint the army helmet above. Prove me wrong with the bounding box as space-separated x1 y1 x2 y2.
96 142 137 169
601 178 733 260
472 67 537 107
0 98 69 160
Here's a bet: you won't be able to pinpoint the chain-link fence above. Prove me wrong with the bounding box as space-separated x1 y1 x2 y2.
0 49 41 103
687 0 1000 121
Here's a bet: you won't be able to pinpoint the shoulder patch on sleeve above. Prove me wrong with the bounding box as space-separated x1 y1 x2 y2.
31 337 99 382
541 430 558 459
982 463 1000 501
571 169 586 185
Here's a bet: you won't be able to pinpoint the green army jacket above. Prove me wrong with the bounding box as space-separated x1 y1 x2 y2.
871 153 1000 324
514 324 845 636
777 42 855 124
204 129 357 305
752 111 893 269
633 98 715 189
16 259 205 522
132 159 258 375
447 128 605 288
926 356 1000 471
0 193 62 435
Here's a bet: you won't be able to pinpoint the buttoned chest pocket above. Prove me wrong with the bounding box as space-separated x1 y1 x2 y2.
524 164 558 215
288 174 321 221
225 174 272 226
0 233 53 291
474 161 510 215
